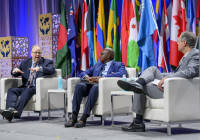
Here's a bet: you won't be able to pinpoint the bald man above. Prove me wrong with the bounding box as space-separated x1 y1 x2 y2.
65 48 127 128
0 45 55 122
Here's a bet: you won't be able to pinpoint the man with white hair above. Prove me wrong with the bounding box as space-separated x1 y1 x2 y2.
0 45 55 122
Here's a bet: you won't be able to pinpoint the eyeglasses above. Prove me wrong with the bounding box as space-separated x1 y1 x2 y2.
100 52 108 56
32 51 42 55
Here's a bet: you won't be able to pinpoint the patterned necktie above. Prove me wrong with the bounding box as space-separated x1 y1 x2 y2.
27 63 37 88
99 64 106 76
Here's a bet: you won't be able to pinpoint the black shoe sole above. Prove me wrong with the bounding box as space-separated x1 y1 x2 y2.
122 128 145 132
64 120 77 127
117 80 144 93
74 122 86 128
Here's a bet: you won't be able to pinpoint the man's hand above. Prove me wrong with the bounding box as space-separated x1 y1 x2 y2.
157 77 165 92
12 68 24 74
29 66 40 72
85 76 102 83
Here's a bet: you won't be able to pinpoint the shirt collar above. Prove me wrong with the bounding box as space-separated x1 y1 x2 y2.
105 60 113 66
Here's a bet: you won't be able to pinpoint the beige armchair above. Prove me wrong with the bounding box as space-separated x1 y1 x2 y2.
143 77 200 135
67 67 137 125
1 69 66 120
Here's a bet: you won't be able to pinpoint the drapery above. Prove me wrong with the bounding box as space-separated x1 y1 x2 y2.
0 0 63 56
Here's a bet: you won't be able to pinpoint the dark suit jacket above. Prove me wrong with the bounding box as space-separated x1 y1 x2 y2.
79 61 127 78
12 57 55 87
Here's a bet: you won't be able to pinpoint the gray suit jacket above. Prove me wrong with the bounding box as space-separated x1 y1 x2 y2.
165 48 199 79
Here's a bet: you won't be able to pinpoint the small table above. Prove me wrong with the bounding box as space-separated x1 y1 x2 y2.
48 89 67 121
111 91 134 126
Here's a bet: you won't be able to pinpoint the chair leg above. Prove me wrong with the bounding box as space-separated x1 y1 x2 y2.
167 123 171 135
39 111 42 121
27 112 30 117
100 116 105 126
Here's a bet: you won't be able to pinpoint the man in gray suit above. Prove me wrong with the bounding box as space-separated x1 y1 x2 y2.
117 31 199 132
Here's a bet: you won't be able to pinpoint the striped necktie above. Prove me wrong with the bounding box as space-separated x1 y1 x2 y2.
27 63 37 88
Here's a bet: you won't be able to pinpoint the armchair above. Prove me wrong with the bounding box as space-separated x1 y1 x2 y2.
144 77 200 135
67 67 137 125
1 69 66 120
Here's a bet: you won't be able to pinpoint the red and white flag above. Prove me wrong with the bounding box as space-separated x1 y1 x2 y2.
81 0 89 71
170 0 187 67
158 0 170 72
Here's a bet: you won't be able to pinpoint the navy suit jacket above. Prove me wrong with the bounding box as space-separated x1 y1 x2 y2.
12 57 55 87
79 61 127 78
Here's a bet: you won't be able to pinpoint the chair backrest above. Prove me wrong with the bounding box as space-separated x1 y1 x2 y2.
43 69 61 78
125 67 137 78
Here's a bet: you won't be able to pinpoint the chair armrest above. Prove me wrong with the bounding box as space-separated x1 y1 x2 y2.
35 77 67 111
97 77 124 115
67 77 80 112
1 78 22 110
164 77 200 122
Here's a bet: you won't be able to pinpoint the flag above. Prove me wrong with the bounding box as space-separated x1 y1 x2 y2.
197 0 200 19
156 0 170 72
121 0 132 66
152 0 159 70
75 0 82 76
106 0 121 62
67 4 77 77
87 0 97 67
186 0 195 33
56 0 70 77
81 0 89 71
127 0 140 71
96 0 106 62
170 0 187 67
137 0 157 72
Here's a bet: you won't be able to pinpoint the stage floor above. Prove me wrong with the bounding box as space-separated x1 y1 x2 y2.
0 110 200 140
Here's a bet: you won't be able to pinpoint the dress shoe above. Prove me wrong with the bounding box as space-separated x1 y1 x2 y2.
122 121 145 132
1 110 13 123
7 107 19 118
74 120 86 128
64 119 77 127
117 80 144 94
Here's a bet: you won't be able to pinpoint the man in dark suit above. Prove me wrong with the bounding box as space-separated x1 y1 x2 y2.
0 45 55 122
65 48 127 128
117 31 199 132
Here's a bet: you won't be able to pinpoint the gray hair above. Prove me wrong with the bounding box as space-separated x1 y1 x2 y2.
181 31 197 48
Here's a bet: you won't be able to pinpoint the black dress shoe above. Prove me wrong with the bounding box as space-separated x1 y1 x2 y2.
74 120 86 128
64 120 77 127
117 80 144 93
7 107 20 118
1 110 13 123
122 121 145 132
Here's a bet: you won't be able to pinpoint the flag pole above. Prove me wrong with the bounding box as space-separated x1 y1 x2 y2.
198 19 200 99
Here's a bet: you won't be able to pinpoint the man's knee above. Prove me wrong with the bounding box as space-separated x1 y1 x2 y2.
7 88 15 93
149 66 157 71
76 82 87 90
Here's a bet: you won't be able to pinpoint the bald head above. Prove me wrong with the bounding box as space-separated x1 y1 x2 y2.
100 48 115 63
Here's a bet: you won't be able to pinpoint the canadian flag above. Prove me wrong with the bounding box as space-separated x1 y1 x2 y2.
169 0 187 67
81 0 89 71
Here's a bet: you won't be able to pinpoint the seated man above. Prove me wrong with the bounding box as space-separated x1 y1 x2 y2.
117 31 199 132
0 45 55 122
65 48 127 128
